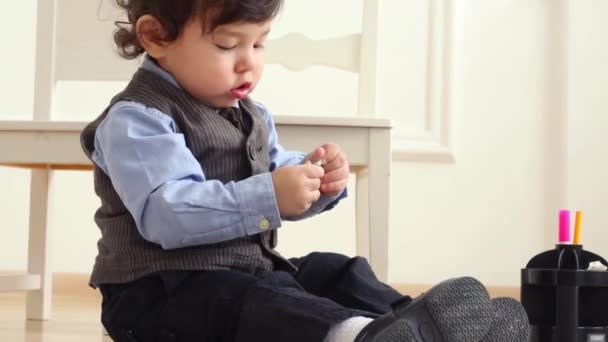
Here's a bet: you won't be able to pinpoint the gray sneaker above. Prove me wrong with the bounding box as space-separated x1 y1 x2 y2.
480 297 530 342
354 277 494 342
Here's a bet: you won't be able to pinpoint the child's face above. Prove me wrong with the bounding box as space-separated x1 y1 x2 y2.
158 18 271 108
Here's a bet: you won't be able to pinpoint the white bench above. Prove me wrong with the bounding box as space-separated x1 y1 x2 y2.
0 116 391 320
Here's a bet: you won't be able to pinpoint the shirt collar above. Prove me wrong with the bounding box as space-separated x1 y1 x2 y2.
141 55 181 89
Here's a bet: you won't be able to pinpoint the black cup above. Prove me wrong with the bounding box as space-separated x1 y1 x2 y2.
521 245 608 342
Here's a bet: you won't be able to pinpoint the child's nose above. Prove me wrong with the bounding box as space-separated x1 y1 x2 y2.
235 51 256 73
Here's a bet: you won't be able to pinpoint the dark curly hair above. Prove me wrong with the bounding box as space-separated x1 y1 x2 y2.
113 0 283 59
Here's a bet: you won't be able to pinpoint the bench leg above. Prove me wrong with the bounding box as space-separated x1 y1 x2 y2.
26 169 53 320
358 129 390 282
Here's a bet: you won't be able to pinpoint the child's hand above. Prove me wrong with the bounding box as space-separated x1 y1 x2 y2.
271 164 324 216
306 143 349 197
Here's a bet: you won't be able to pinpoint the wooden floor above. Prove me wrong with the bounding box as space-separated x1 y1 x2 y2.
0 292 111 342
0 274 519 341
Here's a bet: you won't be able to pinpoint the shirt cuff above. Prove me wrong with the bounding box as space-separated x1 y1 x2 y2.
309 187 348 214
236 172 282 235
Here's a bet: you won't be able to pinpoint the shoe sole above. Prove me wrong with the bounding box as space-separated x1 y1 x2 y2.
362 277 494 342
480 297 530 342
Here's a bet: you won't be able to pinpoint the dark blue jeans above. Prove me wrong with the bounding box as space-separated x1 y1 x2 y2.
100 252 405 342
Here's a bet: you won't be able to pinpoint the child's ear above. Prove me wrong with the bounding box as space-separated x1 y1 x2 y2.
135 15 170 58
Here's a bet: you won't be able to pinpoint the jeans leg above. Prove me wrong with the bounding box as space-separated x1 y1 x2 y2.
235 270 370 342
100 270 259 342
290 252 406 314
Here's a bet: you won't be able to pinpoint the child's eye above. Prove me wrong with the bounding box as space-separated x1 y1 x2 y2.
254 44 265 50
216 44 236 51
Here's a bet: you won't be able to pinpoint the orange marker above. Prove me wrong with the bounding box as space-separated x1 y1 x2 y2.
573 211 583 245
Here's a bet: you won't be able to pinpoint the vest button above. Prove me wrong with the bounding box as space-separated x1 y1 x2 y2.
259 218 270 230
248 144 255 160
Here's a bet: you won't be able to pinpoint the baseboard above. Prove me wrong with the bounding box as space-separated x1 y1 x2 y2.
53 273 99 298
50 273 519 300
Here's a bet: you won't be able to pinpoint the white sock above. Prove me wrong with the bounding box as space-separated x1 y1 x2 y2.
323 316 374 342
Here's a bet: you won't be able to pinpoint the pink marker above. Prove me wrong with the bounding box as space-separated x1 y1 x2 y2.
559 210 571 243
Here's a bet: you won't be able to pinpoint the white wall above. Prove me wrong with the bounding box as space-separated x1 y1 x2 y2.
1 0 606 287
568 1 608 257
389 0 556 285
0 0 39 269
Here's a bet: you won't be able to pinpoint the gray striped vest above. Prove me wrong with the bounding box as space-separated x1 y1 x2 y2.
81 68 293 286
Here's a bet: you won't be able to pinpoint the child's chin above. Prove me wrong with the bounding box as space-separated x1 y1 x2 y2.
226 98 241 106
204 97 238 108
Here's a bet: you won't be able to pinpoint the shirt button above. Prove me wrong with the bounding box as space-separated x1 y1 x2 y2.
259 218 270 230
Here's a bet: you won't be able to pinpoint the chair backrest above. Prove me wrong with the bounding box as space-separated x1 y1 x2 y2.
34 0 380 119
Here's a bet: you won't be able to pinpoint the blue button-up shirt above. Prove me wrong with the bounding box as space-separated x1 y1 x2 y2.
91 57 346 250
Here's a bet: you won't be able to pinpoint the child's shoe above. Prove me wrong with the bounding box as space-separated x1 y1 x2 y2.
354 277 494 342
480 297 530 342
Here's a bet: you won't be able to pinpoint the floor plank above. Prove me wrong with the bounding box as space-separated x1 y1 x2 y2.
0 292 110 342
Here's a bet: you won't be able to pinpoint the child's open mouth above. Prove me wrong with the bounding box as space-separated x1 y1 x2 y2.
230 82 252 100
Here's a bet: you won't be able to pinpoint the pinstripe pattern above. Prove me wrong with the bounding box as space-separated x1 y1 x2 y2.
81 69 289 286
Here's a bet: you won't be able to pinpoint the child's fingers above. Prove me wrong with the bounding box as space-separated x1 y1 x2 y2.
307 177 322 191
321 167 349 184
301 164 325 178
321 179 348 195
322 152 348 172
304 147 326 165
321 157 341 173
321 143 340 161
308 189 321 204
